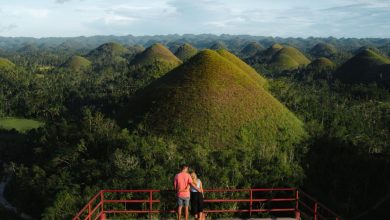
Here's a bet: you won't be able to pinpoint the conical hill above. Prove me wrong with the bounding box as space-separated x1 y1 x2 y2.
130 43 182 79
174 43 198 62
122 49 306 149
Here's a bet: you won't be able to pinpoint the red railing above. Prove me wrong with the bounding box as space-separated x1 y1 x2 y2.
73 188 342 220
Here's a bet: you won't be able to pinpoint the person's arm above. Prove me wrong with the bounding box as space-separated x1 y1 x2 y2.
174 175 177 191
189 181 201 192
200 180 204 197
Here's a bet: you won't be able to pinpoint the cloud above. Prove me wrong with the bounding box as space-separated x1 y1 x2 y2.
0 24 18 33
56 0 72 3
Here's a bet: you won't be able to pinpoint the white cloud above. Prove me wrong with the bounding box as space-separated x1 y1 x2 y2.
0 0 389 37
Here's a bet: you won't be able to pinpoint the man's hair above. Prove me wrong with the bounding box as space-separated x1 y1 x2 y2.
180 164 189 170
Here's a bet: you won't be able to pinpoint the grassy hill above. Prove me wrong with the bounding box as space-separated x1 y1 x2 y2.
269 46 311 71
130 43 182 79
310 43 337 58
0 58 15 69
335 49 390 87
240 42 263 58
0 117 43 133
216 49 267 87
122 49 306 151
61 55 91 71
174 43 198 62
308 57 336 70
87 42 129 58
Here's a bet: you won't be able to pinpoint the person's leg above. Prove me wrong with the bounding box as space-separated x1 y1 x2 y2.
178 205 182 220
185 206 189 220
184 197 190 220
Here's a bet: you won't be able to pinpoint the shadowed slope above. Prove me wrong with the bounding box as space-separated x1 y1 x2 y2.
335 49 390 87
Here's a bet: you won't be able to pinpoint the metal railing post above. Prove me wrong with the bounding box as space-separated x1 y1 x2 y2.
295 189 300 220
100 191 106 220
149 191 153 220
88 203 92 220
249 189 253 218
314 202 318 220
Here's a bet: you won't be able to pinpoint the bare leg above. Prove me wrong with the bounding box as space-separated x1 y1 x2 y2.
201 212 205 220
177 206 183 220
185 206 189 220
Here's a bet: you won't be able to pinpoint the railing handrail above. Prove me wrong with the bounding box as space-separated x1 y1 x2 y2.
73 188 342 220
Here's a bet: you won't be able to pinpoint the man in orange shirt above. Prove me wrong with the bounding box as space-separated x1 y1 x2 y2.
174 164 201 220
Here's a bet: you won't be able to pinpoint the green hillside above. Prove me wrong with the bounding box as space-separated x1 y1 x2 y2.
174 43 198 62
123 49 306 150
240 42 263 57
216 49 267 87
61 55 91 71
0 58 15 69
130 43 182 79
308 57 336 70
310 43 337 58
335 49 390 87
269 46 311 71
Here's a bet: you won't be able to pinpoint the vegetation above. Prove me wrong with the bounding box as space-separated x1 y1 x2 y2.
0 36 389 219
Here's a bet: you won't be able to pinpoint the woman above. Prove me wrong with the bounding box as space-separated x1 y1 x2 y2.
190 171 205 220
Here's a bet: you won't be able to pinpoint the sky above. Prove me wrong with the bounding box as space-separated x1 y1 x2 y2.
0 0 389 38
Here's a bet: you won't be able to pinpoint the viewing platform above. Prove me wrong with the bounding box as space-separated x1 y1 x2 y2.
73 188 341 220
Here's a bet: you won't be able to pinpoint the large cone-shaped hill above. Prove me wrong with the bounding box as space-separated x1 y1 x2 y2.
130 43 182 79
61 55 91 71
122 49 305 148
310 43 337 58
335 49 390 88
174 43 198 62
269 46 310 71
0 58 15 70
241 42 263 58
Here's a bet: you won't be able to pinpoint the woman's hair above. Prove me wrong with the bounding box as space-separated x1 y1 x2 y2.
190 171 197 179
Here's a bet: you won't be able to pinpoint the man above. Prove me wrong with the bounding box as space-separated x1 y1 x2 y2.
174 164 201 220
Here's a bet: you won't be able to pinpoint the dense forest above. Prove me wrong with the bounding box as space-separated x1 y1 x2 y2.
0 35 389 219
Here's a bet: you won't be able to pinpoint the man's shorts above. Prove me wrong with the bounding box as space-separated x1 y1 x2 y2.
177 197 190 207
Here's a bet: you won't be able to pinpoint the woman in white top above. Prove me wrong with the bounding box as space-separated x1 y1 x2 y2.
190 171 205 220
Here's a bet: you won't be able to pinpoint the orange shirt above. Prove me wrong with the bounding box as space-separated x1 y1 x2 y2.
174 172 193 198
